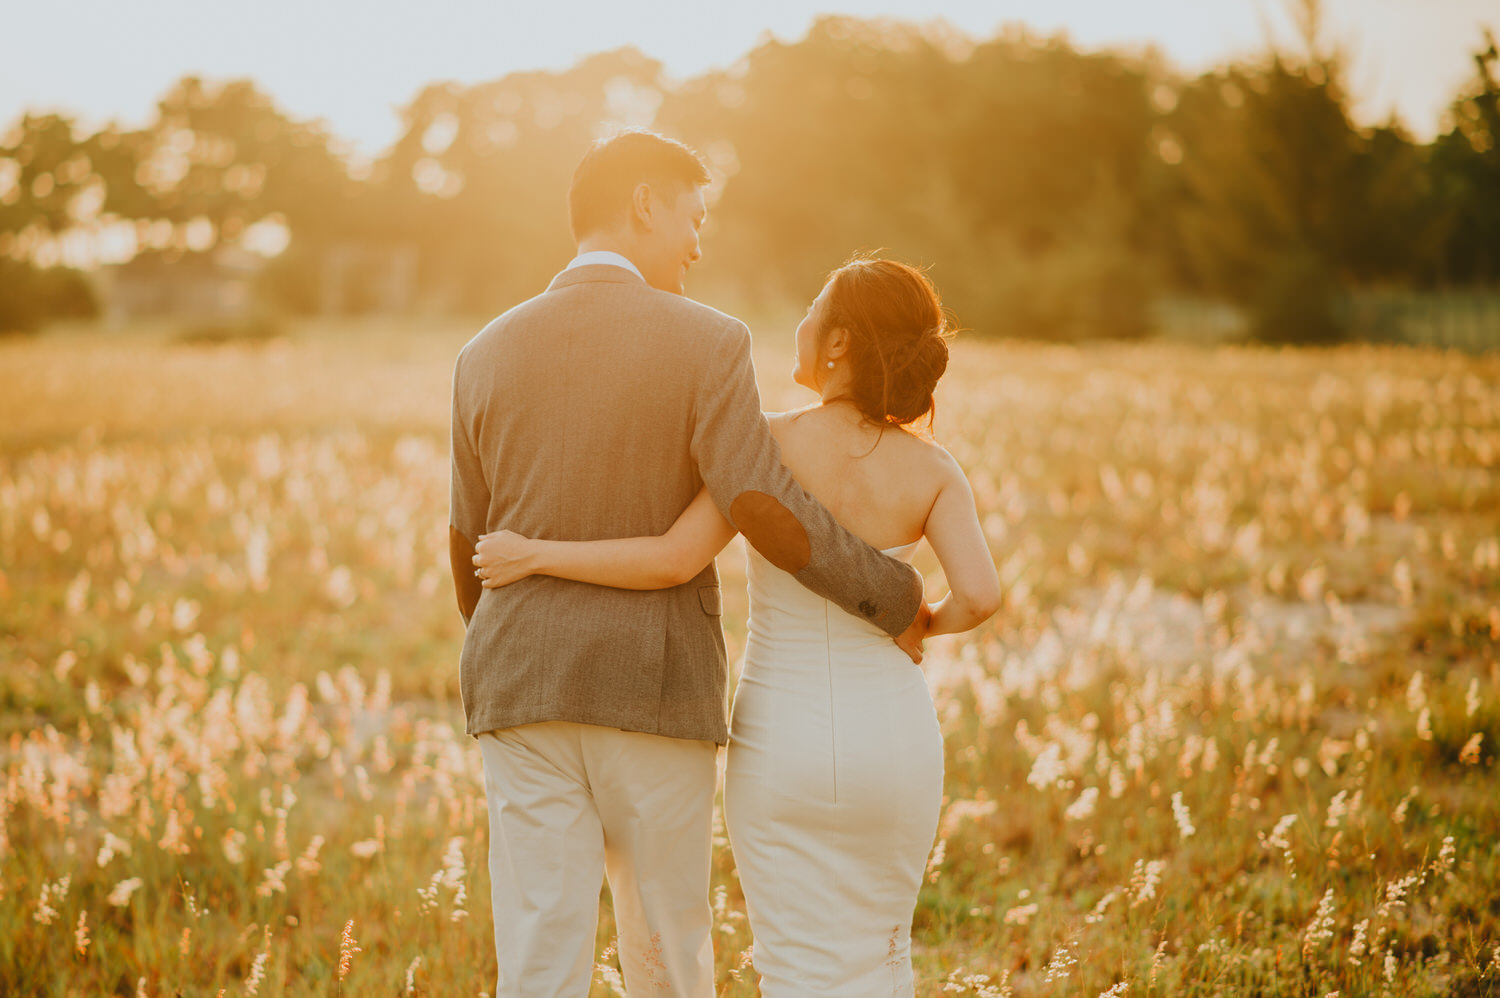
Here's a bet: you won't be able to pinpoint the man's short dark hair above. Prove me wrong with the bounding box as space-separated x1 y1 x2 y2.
568 129 711 242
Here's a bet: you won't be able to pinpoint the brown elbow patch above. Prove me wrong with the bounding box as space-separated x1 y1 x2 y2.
731 491 811 574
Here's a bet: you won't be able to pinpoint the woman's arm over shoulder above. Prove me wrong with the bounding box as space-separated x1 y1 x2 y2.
474 487 737 591
921 446 1002 637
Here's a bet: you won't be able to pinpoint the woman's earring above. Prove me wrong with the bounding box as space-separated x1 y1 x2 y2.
826 360 835 369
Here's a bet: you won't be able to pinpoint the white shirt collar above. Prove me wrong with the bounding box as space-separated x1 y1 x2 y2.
565 250 644 282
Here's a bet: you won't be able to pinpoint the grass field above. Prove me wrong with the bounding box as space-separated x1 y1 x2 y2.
1 315 1498 996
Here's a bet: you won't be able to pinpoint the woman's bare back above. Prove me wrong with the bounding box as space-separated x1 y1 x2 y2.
768 404 955 552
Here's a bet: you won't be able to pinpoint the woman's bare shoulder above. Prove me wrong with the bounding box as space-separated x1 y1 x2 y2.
765 407 817 444
892 427 962 467
884 431 970 499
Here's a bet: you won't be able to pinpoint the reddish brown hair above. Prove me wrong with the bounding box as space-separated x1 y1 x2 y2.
821 257 951 427
568 129 710 241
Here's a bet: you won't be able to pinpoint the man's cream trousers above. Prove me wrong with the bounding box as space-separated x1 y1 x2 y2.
479 721 717 996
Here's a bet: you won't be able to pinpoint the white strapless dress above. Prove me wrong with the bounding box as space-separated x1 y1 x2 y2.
724 543 944 996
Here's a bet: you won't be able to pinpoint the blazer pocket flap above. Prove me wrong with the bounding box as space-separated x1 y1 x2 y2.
698 586 723 616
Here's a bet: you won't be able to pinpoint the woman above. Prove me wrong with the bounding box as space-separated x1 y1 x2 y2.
473 257 1000 994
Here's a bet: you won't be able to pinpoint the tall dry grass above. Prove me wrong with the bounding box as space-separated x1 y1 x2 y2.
1 318 1497 995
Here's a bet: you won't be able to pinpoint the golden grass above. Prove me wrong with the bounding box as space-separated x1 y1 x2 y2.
1 317 1497 996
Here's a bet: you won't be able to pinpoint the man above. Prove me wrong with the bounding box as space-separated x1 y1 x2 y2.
449 128 927 996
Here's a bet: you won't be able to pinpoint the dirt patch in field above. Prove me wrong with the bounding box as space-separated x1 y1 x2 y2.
1052 579 1411 674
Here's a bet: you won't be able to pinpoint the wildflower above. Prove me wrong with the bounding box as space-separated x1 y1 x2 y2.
35 875 70 924
338 920 362 981
1065 786 1099 821
1383 949 1398 984
158 808 191 855
182 882 203 920
107 877 141 908
255 861 291 897
244 935 270 996
594 959 627 997
1325 790 1350 829
1377 873 1420 918
1130 859 1165 908
1260 814 1297 863
1043 942 1078 982
1027 743 1066 790
1392 788 1417 825
1433 835 1456 878
939 797 999 837
1349 919 1369 964
417 870 444 915
1459 732 1483 765
1109 762 1128 799
1466 678 1480 719
75 911 90 957
404 955 422 995
350 838 382 859
354 765 373 802
296 835 325 876
97 831 132 868
1003 903 1039 926
1301 888 1337 960
60 569 92 616
1406 672 1426 712
1148 940 1168 987
1171 792 1196 839
246 524 270 591
1085 889 1120 924
137 977 149 998
926 839 947 883
942 971 1013 998
1200 738 1219 773
1416 707 1433 741
1098 984 1129 998
439 837 469 922
223 829 247 864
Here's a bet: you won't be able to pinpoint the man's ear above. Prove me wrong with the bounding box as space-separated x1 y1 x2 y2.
629 182 654 231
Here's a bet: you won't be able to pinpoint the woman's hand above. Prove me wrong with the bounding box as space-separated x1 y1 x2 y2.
472 530 538 588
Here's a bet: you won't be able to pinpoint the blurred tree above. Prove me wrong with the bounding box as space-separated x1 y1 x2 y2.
659 18 1160 338
0 257 97 333
2 10 1491 339
0 79 366 324
661 19 965 303
0 114 94 238
0 114 110 330
372 47 666 313
939 33 1159 338
1426 32 1500 285
134 77 360 250
1162 0 1431 343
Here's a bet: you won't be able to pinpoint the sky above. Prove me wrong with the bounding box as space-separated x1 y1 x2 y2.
3 0 1496 154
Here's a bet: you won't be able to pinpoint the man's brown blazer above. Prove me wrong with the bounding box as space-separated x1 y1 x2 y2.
449 265 923 744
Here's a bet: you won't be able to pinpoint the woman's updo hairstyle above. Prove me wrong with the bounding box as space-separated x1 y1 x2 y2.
822 256 952 428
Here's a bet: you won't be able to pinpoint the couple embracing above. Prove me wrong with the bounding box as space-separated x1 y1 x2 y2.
448 128 1000 996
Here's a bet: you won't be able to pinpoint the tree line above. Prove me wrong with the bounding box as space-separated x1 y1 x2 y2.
1 14 1497 343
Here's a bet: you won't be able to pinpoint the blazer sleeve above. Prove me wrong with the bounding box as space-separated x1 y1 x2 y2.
689 320 923 637
448 350 486 624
